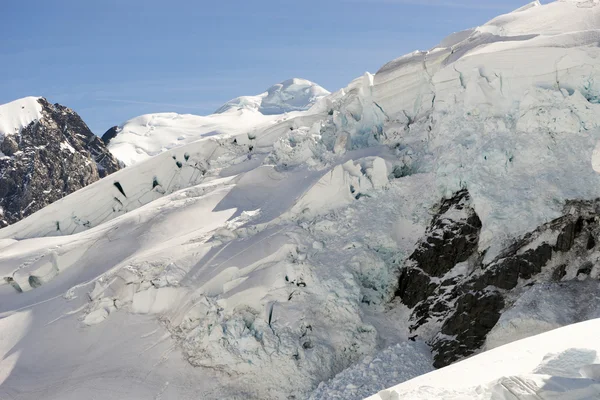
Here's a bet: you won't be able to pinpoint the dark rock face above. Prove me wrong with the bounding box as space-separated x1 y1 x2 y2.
395 191 600 368
478 243 553 290
434 291 504 368
0 98 120 227
396 189 482 309
101 125 120 145
407 189 482 278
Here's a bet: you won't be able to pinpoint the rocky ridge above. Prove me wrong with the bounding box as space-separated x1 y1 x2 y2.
396 190 600 368
0 98 119 227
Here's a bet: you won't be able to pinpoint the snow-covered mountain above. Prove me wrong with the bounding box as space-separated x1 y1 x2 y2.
214 78 330 115
0 97 119 227
2 1 600 399
101 78 329 166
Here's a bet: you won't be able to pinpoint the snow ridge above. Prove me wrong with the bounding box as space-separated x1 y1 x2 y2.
0 97 42 144
104 78 328 166
215 78 330 115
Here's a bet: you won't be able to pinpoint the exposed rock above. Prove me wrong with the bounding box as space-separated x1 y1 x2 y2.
577 262 593 276
396 268 437 308
395 190 600 368
587 234 596 250
552 264 567 281
433 291 504 368
101 125 120 145
0 136 19 156
0 98 120 227
406 189 481 278
478 243 553 290
554 217 583 252
396 190 481 308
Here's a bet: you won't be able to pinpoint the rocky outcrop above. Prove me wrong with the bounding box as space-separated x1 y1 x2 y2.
396 190 481 308
0 98 120 227
101 125 120 145
396 191 600 368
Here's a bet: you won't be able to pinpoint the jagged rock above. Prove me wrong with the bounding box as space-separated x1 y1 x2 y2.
395 190 600 369
478 243 553 290
577 262 593 276
0 135 18 156
396 268 437 308
433 291 504 368
0 98 120 227
552 264 567 281
587 234 596 250
396 190 481 308
406 190 481 278
554 218 583 252
101 125 120 145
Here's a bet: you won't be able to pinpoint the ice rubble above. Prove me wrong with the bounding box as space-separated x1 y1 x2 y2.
310 340 434 400
2 0 600 399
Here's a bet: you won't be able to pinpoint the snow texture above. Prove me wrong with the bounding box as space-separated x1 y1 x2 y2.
0 97 42 143
215 78 330 115
107 78 329 166
310 340 433 400
2 1 600 399
369 318 600 400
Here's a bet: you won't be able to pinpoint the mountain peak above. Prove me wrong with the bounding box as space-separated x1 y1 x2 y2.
215 78 329 115
0 96 43 142
0 96 119 226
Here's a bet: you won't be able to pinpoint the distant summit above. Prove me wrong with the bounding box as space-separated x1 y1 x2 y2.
215 78 329 115
102 78 329 166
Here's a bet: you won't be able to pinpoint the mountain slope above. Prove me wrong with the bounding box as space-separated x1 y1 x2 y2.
2 1 600 399
369 318 600 400
0 97 120 227
102 78 329 166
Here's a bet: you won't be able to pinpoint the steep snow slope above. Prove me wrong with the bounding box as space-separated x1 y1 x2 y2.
104 78 329 166
3 1 600 399
368 318 600 400
0 97 42 144
371 0 600 256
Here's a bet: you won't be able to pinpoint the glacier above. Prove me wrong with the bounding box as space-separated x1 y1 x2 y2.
104 78 329 166
2 1 600 399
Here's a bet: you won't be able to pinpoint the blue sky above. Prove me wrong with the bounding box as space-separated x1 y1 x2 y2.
2 0 535 134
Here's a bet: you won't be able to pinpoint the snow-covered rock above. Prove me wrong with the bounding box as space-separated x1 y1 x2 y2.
0 97 119 227
0 97 43 143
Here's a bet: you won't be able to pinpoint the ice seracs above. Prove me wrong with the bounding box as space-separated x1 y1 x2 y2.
3 1 600 399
